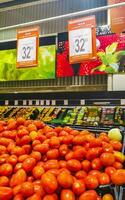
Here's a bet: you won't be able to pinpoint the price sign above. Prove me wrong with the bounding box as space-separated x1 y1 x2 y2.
17 26 39 68
68 16 97 64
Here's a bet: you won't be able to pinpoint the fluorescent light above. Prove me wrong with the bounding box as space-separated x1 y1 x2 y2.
0 0 14 4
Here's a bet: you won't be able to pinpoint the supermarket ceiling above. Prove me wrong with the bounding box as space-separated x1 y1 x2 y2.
0 0 57 9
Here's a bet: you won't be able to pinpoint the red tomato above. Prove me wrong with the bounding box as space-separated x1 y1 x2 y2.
100 153 115 167
0 145 6 154
61 135 74 145
26 193 41 200
59 144 69 156
22 157 36 172
63 126 72 133
110 140 122 151
47 169 59 177
13 184 22 196
105 167 116 177
18 155 29 163
0 187 13 200
73 135 85 145
27 124 37 132
0 163 13 176
75 170 87 179
32 166 45 179
47 149 59 159
43 194 58 200
11 146 25 156
33 183 45 197
0 176 9 186
88 170 101 179
0 137 12 147
30 151 42 162
111 169 125 185
17 129 29 138
46 132 57 139
7 155 17 166
44 160 59 171
59 160 67 168
99 173 110 185
102 143 113 153
10 169 27 187
21 182 34 197
33 143 49 154
91 158 102 170
61 189 75 200
86 148 100 160
55 126 63 133
72 179 86 195
27 176 34 182
20 135 31 145
16 117 25 125
89 138 102 148
79 190 98 200
67 159 81 172
113 162 123 169
33 120 44 129
41 172 58 194
85 175 99 189
65 151 74 161
7 121 17 130
57 171 73 188
73 147 86 160
49 137 60 148
81 160 91 172
13 193 24 200
14 163 23 173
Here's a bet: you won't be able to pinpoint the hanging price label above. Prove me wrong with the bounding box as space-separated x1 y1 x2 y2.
68 16 97 64
69 28 92 56
17 26 39 68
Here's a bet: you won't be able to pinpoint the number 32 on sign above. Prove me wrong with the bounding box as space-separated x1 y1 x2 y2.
17 26 39 68
68 16 97 64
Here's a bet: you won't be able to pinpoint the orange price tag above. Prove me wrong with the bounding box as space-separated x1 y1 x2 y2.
108 0 125 33
68 16 97 64
17 26 39 68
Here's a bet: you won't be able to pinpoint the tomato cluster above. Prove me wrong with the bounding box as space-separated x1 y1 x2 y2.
0 118 124 200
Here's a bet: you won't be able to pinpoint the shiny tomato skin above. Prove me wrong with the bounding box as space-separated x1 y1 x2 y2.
41 172 58 194
27 124 37 132
43 194 58 200
13 184 22 196
59 160 67 168
105 167 116 177
0 163 13 176
111 169 125 185
7 155 17 166
49 136 60 148
67 159 81 172
113 162 123 169
72 179 86 195
85 175 99 189
11 146 25 156
0 176 9 186
44 160 59 171
26 193 41 200
10 169 27 187
65 151 74 161
100 153 115 167
13 193 24 200
73 147 86 160
21 182 34 197
30 151 41 162
89 138 102 148
33 143 49 154
22 157 36 172
73 135 85 145
14 163 23 173
86 148 99 160
79 190 98 200
88 170 101 179
81 160 91 172
57 171 73 188
18 155 29 163
33 183 45 197
0 187 13 200
61 189 75 200
75 170 87 179
32 166 45 179
99 173 110 185
59 144 69 157
102 194 114 200
110 140 122 151
22 145 31 154
91 158 102 170
47 149 59 159
47 169 59 177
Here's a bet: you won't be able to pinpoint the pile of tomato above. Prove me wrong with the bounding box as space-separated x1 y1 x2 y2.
0 117 125 200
